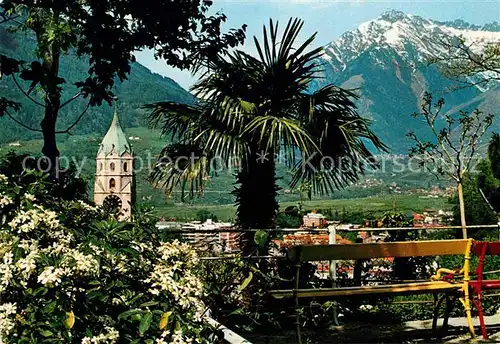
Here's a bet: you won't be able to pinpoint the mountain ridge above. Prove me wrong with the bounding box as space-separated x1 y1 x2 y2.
315 10 499 153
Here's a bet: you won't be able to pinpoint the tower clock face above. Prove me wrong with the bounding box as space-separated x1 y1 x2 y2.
103 195 122 214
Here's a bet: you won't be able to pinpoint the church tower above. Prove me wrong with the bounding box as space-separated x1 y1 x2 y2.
94 101 135 220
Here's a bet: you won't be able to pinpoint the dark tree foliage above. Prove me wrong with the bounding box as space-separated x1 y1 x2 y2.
0 0 246 166
449 133 500 238
487 133 500 180
0 151 88 201
478 133 500 215
382 211 430 281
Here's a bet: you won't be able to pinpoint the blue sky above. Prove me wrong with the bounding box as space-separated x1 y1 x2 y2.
135 0 500 90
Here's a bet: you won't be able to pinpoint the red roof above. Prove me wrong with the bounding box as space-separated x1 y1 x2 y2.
273 233 352 249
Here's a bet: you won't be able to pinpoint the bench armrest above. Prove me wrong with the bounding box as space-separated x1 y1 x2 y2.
431 268 462 281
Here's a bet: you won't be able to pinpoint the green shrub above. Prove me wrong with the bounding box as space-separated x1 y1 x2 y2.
0 168 219 343
276 213 302 228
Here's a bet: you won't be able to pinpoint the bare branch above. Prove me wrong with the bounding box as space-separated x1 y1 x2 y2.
59 92 82 109
4 109 42 132
429 35 500 88
0 14 21 25
12 75 46 108
56 102 90 134
409 94 494 185
478 187 499 218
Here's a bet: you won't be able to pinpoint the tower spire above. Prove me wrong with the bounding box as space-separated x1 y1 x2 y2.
113 96 119 123
97 97 132 157
94 96 135 221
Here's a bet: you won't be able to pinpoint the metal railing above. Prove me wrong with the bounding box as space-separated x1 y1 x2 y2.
161 224 500 234
161 223 500 261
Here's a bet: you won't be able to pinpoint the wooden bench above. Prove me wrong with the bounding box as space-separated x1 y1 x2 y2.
270 239 475 343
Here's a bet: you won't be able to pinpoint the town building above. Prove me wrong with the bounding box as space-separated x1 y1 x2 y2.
156 219 238 252
302 210 328 228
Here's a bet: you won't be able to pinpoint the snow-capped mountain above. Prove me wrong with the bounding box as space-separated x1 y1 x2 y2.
315 10 500 152
321 10 500 72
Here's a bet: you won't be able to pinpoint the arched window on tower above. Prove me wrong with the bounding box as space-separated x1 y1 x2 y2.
109 178 116 190
110 162 115 171
123 162 128 172
100 163 103 171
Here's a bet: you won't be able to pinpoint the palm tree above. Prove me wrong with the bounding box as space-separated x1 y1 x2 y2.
147 18 386 244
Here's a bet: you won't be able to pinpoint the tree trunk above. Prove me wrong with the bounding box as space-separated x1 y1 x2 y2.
458 181 468 239
233 147 279 254
41 102 60 169
40 42 61 171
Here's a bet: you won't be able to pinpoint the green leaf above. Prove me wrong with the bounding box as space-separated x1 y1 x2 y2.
139 312 152 336
118 309 142 321
254 230 269 249
229 308 245 316
43 301 57 314
239 272 253 291
140 301 159 308
39 330 53 337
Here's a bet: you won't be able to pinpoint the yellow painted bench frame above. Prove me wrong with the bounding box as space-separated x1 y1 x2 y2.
270 239 475 343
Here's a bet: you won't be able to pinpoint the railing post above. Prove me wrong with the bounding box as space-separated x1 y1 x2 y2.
328 225 339 326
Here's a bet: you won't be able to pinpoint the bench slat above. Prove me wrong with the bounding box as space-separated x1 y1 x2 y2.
270 281 463 299
288 239 469 263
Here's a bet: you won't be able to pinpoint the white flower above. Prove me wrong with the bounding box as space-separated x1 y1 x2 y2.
147 241 206 321
81 326 119 343
9 205 60 233
16 249 38 279
0 194 13 208
24 193 36 202
0 174 7 184
0 302 17 340
77 200 97 212
68 249 99 275
0 252 14 293
359 304 374 311
37 266 64 286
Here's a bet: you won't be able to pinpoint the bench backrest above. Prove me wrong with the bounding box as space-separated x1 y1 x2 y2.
472 241 500 256
288 239 470 263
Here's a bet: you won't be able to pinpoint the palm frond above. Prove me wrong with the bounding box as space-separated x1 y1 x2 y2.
242 115 319 163
145 102 202 141
289 85 387 193
149 143 209 200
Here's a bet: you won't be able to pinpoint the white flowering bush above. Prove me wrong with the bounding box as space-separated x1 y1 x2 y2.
0 161 219 343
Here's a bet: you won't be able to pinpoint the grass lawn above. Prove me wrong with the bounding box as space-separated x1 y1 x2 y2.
153 194 451 222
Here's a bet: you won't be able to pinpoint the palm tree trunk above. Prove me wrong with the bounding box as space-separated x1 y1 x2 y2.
234 148 279 254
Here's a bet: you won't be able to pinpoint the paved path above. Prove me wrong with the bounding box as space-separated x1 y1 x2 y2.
248 315 500 343
403 314 500 342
